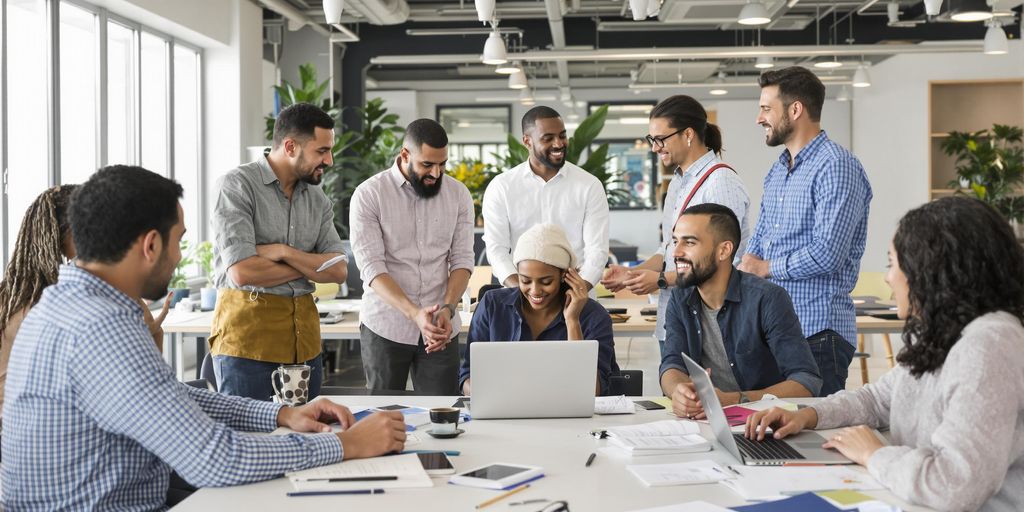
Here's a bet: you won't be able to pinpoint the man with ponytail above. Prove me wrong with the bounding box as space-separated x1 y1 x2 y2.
602 95 750 352
740 66 872 396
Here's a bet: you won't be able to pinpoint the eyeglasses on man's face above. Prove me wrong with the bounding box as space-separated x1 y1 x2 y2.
645 128 685 149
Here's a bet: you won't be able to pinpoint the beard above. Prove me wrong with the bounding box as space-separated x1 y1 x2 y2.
764 113 793 147
675 254 718 289
300 163 326 186
144 250 176 301
408 169 443 198
533 145 566 171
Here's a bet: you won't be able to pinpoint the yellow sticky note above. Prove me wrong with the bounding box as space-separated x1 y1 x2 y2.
650 397 672 408
817 490 875 506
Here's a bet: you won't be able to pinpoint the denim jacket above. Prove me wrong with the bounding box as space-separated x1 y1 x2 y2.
660 268 822 396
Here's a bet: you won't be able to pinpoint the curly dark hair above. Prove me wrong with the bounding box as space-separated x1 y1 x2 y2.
894 196 1024 377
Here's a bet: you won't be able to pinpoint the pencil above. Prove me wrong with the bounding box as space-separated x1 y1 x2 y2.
475 484 530 509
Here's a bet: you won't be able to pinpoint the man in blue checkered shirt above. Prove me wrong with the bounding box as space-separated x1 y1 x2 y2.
1 166 407 510
739 66 872 397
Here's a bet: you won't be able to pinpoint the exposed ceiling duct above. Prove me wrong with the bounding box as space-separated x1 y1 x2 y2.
346 0 410 25
543 0 572 95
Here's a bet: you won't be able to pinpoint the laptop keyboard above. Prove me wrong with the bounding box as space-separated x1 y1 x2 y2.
733 434 805 461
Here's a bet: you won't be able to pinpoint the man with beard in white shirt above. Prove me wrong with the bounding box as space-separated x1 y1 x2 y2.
483 106 610 291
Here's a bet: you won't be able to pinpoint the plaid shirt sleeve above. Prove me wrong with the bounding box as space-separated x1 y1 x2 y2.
69 314 342 487
769 158 870 281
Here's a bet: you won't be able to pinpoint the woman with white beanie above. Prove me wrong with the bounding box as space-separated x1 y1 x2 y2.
459 224 619 396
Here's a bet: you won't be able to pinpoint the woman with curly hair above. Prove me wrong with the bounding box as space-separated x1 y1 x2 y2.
745 196 1024 512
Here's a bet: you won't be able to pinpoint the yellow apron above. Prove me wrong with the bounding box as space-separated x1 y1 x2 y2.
209 289 321 364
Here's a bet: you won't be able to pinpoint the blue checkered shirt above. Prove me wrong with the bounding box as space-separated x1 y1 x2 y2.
1 265 343 511
746 131 872 345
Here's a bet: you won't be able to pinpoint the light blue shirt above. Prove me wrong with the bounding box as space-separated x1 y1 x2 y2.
656 150 750 340
746 131 872 344
2 265 343 511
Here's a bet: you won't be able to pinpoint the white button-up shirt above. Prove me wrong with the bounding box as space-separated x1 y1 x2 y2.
482 160 610 286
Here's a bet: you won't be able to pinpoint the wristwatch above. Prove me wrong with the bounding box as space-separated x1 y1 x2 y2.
657 271 668 290
440 303 457 320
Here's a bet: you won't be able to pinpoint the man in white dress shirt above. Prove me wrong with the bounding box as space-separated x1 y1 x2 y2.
483 106 610 289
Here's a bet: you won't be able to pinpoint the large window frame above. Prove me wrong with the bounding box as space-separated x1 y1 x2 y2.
588 101 659 211
0 0 204 272
435 104 512 168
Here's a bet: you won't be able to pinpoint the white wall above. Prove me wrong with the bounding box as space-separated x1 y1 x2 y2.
372 90 420 130
853 40 1024 272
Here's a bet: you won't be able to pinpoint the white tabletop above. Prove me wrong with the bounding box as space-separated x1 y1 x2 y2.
173 396 929 512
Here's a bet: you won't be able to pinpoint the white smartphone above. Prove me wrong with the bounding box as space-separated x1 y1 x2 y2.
448 463 543 490
417 452 456 476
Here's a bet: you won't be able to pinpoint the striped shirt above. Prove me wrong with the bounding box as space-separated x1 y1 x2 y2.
656 150 750 340
1 265 342 511
746 131 872 344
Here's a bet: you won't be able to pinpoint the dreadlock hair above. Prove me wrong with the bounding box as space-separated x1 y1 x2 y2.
0 185 78 338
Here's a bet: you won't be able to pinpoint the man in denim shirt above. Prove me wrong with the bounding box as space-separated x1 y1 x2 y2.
660 204 821 419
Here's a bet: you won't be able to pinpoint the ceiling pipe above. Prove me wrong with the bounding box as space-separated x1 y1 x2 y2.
369 42 985 65
543 0 572 95
259 0 332 37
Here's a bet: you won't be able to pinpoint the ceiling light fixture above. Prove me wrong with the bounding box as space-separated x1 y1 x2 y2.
519 88 536 106
923 0 943 16
474 0 495 23
709 71 728 95
508 68 528 89
481 31 508 65
322 0 344 24
755 55 775 69
836 85 852 101
813 58 843 69
983 21 1009 55
646 0 661 17
738 1 771 26
852 64 872 88
628 0 648 21
949 0 993 22
495 61 520 74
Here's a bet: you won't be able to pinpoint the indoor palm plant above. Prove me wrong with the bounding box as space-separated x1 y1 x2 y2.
193 241 216 310
168 240 193 307
941 123 1024 225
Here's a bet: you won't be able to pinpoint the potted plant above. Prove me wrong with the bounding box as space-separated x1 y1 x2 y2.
942 123 1024 235
168 240 193 308
447 159 499 226
194 241 216 311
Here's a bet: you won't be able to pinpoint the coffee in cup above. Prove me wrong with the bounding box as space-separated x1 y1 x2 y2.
429 407 461 434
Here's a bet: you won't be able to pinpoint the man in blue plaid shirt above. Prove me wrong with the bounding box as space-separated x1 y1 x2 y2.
739 67 872 396
1 166 407 510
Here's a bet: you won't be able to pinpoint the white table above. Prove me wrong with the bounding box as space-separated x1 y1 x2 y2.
173 396 929 512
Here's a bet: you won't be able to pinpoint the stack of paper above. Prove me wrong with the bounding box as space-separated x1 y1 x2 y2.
720 466 884 501
604 420 710 455
287 453 433 492
595 395 636 414
626 460 732 487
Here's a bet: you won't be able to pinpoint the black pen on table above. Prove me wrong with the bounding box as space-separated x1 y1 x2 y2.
585 452 597 467
287 489 386 497
297 476 398 483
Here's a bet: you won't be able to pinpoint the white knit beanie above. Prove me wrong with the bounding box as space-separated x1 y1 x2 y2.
512 223 578 270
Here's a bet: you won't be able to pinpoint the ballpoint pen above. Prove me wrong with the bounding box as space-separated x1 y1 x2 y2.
509 499 549 506
295 476 398 483
585 452 596 467
286 489 386 497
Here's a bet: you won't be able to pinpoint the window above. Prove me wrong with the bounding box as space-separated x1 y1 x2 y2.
106 20 136 166
590 103 658 210
174 45 201 246
59 0 99 185
5 0 49 259
140 31 168 174
437 105 511 168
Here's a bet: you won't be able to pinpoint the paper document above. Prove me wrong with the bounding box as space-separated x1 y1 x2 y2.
721 466 884 501
287 453 433 491
626 460 731 487
595 395 636 414
609 434 710 455
605 419 700 438
626 501 733 512
316 254 348 273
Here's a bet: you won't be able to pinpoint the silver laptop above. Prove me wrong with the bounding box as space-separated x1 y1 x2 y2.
469 340 598 419
681 352 851 466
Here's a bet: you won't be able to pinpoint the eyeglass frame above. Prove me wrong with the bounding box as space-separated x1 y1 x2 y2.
535 500 570 512
644 127 687 149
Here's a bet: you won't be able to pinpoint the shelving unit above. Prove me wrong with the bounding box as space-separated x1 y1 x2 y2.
928 80 1024 200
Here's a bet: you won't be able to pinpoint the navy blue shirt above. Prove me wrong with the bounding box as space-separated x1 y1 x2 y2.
461 287 619 395
660 268 822 396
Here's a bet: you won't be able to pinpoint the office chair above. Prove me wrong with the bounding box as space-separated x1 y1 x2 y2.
608 370 644 396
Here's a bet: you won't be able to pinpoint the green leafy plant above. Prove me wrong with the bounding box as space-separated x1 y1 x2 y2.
193 241 215 287
941 124 1024 222
264 63 404 238
169 241 193 290
447 159 499 223
496 104 631 206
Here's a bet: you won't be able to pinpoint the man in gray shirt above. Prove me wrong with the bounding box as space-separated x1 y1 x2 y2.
659 203 821 420
349 119 474 394
210 103 348 401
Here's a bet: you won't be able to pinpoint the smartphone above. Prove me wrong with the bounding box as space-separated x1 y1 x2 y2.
417 452 455 475
375 404 408 411
633 400 666 410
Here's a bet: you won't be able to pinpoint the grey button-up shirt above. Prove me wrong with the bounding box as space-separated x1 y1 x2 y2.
213 155 345 297
349 160 475 345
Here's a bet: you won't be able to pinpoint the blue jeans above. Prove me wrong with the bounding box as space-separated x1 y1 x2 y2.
213 354 323 402
807 330 855 397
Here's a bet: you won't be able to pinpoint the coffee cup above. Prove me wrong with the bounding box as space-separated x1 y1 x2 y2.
429 407 461 434
271 364 311 406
